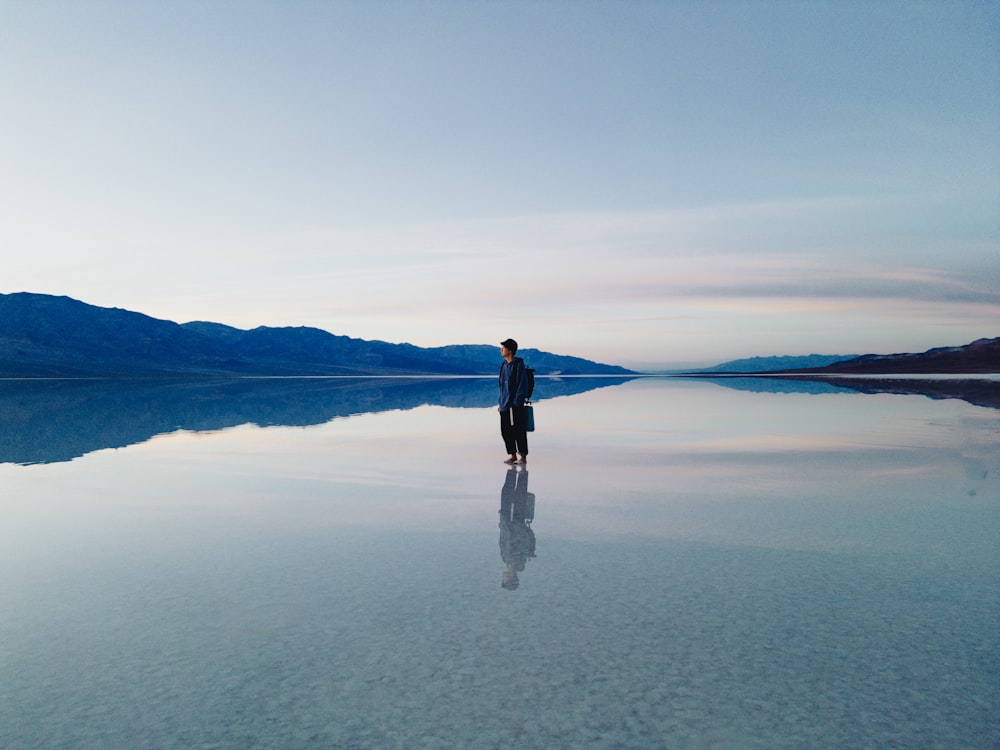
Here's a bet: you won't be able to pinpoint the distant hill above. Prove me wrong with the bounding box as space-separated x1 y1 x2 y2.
779 337 1000 375
0 293 635 378
696 353 857 373
690 339 999 376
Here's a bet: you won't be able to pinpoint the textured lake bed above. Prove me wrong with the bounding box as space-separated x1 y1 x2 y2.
2 377 997 748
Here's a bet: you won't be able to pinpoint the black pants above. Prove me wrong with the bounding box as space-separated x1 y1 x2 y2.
500 406 529 456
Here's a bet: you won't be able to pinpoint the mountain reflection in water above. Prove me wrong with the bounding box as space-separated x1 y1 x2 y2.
684 374 1000 410
0 376 635 465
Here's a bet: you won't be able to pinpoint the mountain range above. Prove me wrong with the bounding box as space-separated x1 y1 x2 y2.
693 338 999 375
0 293 634 378
2 292 996 378
696 353 858 373
784 337 1000 375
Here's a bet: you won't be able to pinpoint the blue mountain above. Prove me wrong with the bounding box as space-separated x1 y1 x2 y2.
695 353 857 373
693 339 999 376
0 293 635 377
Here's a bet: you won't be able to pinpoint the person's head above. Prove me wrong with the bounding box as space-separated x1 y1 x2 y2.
500 338 518 357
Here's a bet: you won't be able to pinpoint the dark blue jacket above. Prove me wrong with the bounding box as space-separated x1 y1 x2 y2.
498 357 531 411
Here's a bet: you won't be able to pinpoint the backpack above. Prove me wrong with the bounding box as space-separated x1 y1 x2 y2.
499 359 535 401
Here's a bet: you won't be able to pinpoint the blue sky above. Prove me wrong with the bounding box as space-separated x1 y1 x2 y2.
1 0 997 368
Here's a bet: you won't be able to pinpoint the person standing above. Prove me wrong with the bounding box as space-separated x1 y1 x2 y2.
498 338 531 464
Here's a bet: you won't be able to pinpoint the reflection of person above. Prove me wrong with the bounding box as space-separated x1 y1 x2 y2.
499 337 531 464
499 466 536 590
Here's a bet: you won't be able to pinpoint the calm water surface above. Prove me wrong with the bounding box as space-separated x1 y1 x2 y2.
1 377 997 749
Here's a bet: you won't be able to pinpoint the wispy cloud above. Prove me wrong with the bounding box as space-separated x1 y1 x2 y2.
28 196 986 363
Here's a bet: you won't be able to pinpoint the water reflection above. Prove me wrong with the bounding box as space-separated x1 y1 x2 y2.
687 374 1000 410
498 467 536 590
0 375 634 465
1 377 996 749
5 374 995 466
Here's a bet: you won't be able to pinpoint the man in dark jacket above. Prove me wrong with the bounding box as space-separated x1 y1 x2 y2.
498 337 531 464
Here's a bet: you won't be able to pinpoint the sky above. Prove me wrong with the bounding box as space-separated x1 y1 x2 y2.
1 0 997 370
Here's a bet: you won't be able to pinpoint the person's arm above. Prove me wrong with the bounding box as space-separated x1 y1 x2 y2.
498 363 509 411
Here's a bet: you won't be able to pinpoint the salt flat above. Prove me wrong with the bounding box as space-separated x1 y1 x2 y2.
1 377 997 749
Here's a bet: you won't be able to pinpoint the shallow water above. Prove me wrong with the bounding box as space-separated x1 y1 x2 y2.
1 377 997 749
